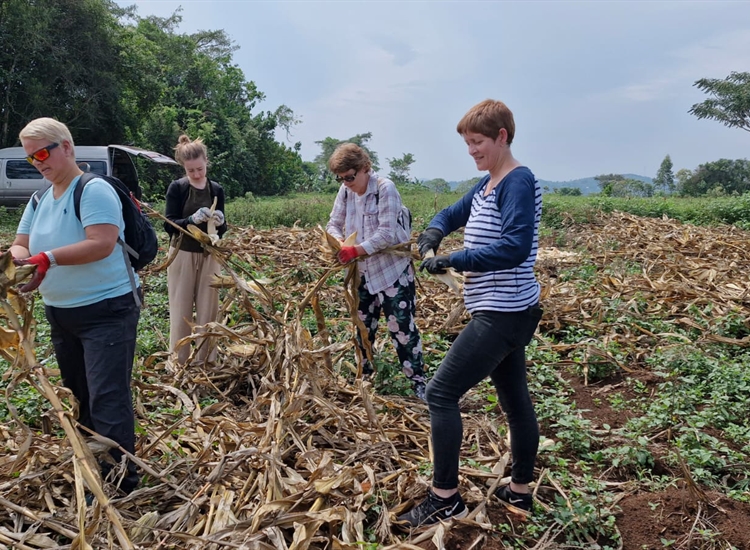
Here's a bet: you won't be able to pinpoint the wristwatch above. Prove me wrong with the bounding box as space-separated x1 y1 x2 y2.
44 251 58 268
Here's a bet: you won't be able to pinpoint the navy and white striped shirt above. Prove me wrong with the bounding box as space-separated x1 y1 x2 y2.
428 167 541 313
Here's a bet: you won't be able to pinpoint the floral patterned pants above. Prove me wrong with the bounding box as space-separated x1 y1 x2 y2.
357 263 426 383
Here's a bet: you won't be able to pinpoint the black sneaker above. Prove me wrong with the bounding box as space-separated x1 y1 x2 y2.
495 485 532 514
413 381 427 403
395 489 468 530
361 363 374 382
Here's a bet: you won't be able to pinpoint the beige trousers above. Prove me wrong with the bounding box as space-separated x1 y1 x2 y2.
167 248 220 364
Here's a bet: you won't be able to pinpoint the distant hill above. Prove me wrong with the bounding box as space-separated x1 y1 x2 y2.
446 174 652 195
538 174 653 195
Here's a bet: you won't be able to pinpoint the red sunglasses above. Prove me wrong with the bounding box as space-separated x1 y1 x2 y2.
26 142 60 164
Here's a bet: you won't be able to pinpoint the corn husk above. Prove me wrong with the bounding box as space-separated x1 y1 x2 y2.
422 249 463 294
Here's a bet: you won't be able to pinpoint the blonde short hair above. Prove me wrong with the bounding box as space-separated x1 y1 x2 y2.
19 117 75 148
456 99 515 145
174 134 208 165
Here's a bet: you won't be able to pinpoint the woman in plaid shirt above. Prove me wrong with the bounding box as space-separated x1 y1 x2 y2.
326 143 427 401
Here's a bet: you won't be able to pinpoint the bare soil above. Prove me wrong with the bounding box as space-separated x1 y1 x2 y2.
2 212 750 549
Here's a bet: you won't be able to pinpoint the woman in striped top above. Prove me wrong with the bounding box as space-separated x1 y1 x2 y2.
397 99 543 529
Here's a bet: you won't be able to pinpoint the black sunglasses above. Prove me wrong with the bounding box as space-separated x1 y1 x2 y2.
335 171 358 183
26 142 60 164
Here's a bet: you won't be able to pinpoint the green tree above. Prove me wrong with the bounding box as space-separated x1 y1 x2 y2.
594 174 625 196
387 153 416 185
118 10 306 197
654 155 675 194
314 133 380 172
612 179 654 198
675 168 693 195
0 2 307 197
454 176 482 195
422 178 451 193
596 174 653 197
555 187 582 196
677 159 750 197
0 0 128 146
689 72 750 132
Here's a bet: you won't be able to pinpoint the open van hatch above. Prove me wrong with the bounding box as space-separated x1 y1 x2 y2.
109 145 179 165
107 146 179 200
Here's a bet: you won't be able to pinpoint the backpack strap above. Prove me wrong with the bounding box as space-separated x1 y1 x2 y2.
74 173 142 307
31 182 53 211
375 177 410 231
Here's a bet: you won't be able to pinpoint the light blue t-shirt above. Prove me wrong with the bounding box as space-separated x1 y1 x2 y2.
16 176 139 307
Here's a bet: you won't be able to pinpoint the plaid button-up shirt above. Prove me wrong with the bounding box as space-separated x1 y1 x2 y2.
326 173 411 294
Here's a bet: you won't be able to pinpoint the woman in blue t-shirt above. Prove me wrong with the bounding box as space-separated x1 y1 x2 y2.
396 100 543 529
8 117 141 495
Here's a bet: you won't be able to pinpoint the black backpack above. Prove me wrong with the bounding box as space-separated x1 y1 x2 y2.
31 173 158 305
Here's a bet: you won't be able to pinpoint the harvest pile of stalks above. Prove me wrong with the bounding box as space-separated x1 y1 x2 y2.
1 211 748 549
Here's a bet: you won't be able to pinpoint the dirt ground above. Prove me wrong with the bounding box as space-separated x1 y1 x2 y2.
2 212 750 549
569 373 750 550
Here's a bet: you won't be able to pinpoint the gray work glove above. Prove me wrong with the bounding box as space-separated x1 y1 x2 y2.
189 207 212 224
211 210 225 225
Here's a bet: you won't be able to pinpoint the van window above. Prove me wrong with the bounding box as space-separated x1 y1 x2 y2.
6 161 43 179
112 149 138 192
84 161 107 175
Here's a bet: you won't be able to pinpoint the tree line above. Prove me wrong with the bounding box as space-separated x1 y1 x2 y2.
0 1 428 200
1 1 304 198
2 1 747 199
591 72 750 198
588 156 750 199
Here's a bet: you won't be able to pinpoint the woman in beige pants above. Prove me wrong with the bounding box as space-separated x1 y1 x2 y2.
164 135 227 365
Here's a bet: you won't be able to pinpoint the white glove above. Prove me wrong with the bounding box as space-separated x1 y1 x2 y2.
189 207 212 224
211 210 225 225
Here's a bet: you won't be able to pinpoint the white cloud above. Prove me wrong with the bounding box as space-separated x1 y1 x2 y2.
120 0 750 182
594 28 750 104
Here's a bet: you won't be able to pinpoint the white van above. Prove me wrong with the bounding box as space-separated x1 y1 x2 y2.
0 145 178 207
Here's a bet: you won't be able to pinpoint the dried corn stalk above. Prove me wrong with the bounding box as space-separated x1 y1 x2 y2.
2 213 748 548
314 228 374 373
206 196 219 245
0 252 136 549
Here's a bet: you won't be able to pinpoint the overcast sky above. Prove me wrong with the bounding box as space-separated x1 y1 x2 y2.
117 1 750 182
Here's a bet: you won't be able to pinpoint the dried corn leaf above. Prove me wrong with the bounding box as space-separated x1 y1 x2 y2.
206 196 219 245
2 212 750 548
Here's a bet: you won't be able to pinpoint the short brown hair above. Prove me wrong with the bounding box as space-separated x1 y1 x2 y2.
328 143 372 174
174 134 208 165
456 99 515 145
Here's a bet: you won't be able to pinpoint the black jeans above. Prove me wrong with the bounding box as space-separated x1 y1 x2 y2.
45 290 141 491
426 306 542 489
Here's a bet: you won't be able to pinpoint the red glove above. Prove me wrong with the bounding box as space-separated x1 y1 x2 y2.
337 245 361 264
13 252 51 292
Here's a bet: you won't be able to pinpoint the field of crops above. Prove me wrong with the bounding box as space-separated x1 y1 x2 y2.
1 193 749 549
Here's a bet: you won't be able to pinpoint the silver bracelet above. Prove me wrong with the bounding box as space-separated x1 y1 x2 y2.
44 251 58 268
